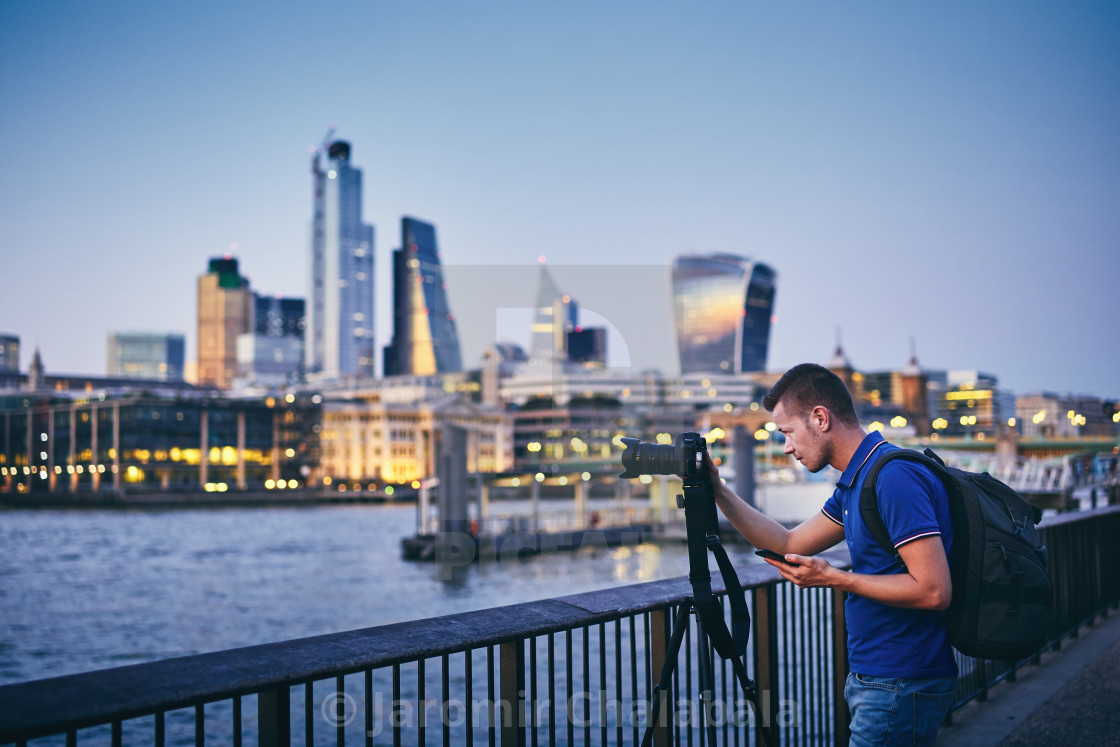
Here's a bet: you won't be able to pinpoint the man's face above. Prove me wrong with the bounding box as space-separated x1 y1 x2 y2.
772 400 831 473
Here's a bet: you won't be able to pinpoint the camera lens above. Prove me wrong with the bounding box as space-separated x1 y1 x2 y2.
618 438 681 479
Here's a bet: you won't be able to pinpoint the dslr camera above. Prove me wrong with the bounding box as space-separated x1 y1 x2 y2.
618 432 707 480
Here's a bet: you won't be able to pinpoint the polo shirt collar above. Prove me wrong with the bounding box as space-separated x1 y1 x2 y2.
836 430 887 489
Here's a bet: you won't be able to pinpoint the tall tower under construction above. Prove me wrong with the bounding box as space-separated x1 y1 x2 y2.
307 136 375 379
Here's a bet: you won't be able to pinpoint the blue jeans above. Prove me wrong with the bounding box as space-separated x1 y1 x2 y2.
844 672 957 747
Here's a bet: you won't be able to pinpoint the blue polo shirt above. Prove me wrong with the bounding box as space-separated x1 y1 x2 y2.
821 431 957 678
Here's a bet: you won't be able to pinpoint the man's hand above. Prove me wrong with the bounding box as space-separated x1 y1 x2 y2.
760 553 842 589
761 537 952 611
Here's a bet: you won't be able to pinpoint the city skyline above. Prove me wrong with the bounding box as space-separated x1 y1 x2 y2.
1 2 1117 398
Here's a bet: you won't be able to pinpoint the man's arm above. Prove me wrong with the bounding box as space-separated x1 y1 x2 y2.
771 536 952 611
709 457 844 557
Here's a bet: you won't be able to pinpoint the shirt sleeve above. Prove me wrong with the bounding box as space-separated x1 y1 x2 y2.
875 461 944 548
821 489 844 527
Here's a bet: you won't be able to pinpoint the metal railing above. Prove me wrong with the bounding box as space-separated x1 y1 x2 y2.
2 507 1118 747
949 504 1120 711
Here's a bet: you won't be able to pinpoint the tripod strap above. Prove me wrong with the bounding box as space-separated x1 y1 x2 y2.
692 537 751 662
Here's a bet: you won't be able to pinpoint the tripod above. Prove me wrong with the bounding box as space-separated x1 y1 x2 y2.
640 473 774 747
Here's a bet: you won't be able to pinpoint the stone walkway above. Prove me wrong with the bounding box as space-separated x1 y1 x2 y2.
935 608 1120 746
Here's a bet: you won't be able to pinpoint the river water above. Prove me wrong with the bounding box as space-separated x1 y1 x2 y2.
0 501 769 688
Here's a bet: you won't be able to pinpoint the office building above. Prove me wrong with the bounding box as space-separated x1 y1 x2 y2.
107 332 186 382
0 390 319 494
927 371 1016 438
499 369 767 409
254 296 305 339
197 257 252 389
1016 393 1120 439
859 352 932 435
671 254 777 375
566 327 607 368
307 139 375 379
236 335 303 388
319 394 511 485
236 296 305 388
0 334 20 389
383 217 462 376
0 334 19 373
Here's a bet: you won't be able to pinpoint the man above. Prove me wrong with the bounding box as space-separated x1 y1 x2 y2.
711 363 957 746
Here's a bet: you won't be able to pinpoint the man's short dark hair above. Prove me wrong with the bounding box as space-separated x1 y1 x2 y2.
762 363 859 427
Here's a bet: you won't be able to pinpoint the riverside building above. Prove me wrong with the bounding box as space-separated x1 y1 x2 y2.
0 390 320 495
318 390 511 486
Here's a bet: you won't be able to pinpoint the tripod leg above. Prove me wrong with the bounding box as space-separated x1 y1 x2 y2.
694 612 719 747
726 659 775 747
641 601 693 747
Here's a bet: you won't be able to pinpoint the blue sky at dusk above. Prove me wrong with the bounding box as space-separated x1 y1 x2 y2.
1 1 1117 397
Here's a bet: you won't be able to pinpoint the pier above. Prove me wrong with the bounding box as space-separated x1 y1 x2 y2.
2 504 1117 746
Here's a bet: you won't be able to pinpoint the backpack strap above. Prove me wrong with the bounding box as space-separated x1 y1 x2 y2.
858 448 947 574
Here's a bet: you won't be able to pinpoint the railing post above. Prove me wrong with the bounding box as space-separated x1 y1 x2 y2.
500 639 525 746
648 607 671 747
752 584 780 747
830 586 850 745
258 685 290 747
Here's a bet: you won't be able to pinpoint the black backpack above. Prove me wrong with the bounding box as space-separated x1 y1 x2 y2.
860 447 1053 660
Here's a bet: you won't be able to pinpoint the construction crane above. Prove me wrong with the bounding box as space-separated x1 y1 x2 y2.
311 124 338 171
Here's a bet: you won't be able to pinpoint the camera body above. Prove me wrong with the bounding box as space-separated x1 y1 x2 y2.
618 431 707 480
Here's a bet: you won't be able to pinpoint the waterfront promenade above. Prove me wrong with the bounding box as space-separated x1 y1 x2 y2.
938 607 1120 746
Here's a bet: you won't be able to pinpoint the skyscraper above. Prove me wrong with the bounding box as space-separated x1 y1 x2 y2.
107 332 186 381
528 265 578 367
671 254 777 375
254 295 306 339
197 257 252 389
236 295 306 387
524 264 608 370
308 139 375 379
383 217 463 376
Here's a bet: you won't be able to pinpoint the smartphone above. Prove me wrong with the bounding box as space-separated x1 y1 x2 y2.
754 549 801 567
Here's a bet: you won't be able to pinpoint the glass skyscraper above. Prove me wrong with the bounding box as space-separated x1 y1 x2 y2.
254 295 305 339
308 139 375 379
383 217 462 376
107 332 186 381
671 254 777 375
235 295 306 387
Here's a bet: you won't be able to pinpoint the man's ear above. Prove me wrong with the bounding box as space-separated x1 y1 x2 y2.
810 406 831 432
